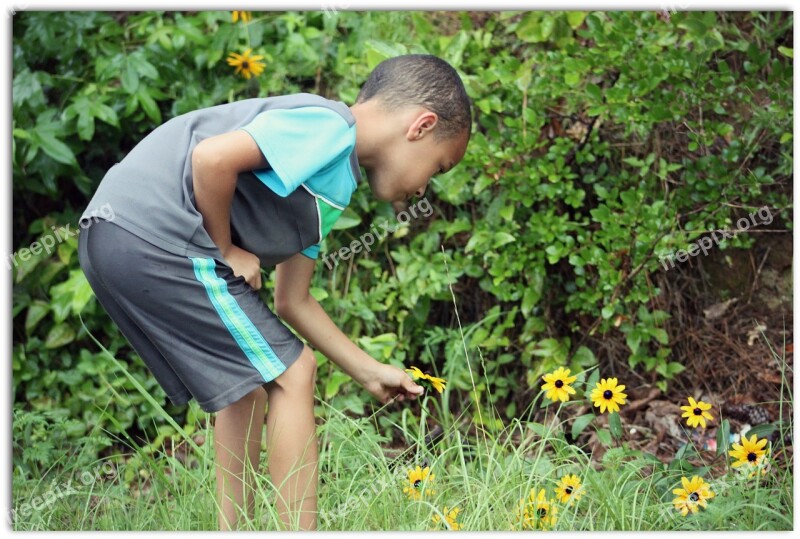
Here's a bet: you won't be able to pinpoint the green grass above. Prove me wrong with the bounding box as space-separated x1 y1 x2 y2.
12 299 793 531
11 377 793 531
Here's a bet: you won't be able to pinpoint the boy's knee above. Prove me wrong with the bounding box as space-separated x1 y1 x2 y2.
228 385 267 411
270 346 317 393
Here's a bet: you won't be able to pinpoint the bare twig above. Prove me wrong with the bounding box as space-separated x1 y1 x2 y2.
747 246 771 305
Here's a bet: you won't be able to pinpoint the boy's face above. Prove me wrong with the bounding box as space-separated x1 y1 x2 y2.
365 110 469 205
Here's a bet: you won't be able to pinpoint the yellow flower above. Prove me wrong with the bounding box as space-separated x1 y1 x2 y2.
226 48 265 80
403 465 436 500
680 397 714 429
589 377 627 414
432 506 461 530
672 475 714 516
405 365 447 394
729 433 769 469
231 11 252 23
541 367 578 403
405 365 425 378
517 488 557 530
554 474 583 504
427 375 447 393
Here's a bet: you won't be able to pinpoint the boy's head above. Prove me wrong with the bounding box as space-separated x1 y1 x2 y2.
351 54 472 206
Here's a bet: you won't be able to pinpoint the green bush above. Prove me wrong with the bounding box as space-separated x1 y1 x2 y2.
12 11 792 467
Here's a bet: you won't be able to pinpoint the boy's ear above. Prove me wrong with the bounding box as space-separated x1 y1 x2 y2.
406 110 438 141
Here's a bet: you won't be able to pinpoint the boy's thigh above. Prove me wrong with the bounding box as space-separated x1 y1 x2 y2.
80 219 305 413
78 221 192 405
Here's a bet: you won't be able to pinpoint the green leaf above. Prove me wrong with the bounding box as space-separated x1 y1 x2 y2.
12 128 30 140
364 40 407 69
674 441 697 461
25 300 50 333
777 46 793 59
649 104 673 122
571 346 595 368
595 427 612 447
516 13 554 43
608 412 623 439
325 370 349 399
309 287 329 301
539 15 555 40
136 88 162 123
521 286 541 315
584 368 600 398
564 71 581 87
13 248 47 283
566 11 587 29
744 423 777 439
464 231 489 253
121 62 139 93
33 129 77 166
586 83 602 102
45 323 76 349
130 52 159 80
716 419 730 457
499 204 515 221
651 328 669 344
332 206 361 230
492 231 516 248
91 102 120 127
626 332 641 354
528 421 555 438
571 413 595 439
678 19 707 37
70 272 95 314
332 216 361 230
666 362 685 376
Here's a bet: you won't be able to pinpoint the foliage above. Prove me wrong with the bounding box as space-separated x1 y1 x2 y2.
11 11 792 467
11 376 794 530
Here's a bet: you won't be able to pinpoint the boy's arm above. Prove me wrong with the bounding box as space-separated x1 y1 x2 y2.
192 130 266 289
275 252 424 404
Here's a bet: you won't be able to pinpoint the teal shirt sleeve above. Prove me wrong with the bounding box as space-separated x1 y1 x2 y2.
240 106 354 196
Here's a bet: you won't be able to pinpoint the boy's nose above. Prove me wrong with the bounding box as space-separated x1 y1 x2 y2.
415 185 427 197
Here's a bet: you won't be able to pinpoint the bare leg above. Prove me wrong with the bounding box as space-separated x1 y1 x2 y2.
213 385 267 530
264 346 319 530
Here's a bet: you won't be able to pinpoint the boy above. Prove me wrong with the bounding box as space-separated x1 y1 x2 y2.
77 54 471 530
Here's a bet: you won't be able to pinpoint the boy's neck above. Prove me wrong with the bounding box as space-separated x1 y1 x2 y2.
349 100 393 170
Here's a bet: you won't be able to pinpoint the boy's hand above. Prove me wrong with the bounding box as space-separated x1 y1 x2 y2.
362 363 425 405
223 245 262 289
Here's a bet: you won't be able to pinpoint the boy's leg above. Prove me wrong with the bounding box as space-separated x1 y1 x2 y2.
214 385 267 530
264 346 319 530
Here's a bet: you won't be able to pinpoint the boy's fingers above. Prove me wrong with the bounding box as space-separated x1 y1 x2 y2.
403 377 424 394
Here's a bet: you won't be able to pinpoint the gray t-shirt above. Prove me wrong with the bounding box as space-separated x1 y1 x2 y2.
80 93 361 267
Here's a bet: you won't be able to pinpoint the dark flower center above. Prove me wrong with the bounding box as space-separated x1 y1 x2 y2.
555 380 564 388
689 492 699 502
693 408 702 415
537 508 547 518
603 390 613 399
242 61 250 69
565 486 573 495
747 452 757 462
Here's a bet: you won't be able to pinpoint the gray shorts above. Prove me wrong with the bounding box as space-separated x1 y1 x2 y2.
77 219 305 412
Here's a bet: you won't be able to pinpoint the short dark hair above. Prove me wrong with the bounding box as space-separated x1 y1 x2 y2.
356 54 472 141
